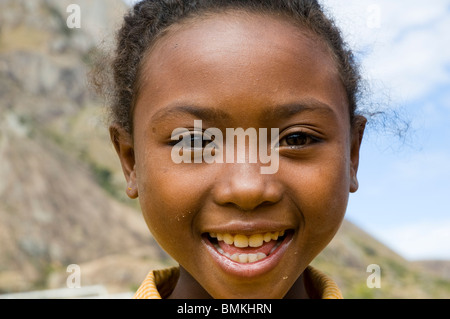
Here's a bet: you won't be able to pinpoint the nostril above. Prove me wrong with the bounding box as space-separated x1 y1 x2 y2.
260 200 276 207
222 201 273 213
215 193 282 212
239 200 277 213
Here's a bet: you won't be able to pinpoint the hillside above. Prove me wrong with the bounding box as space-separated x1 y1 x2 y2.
0 0 176 294
0 0 449 298
312 221 450 298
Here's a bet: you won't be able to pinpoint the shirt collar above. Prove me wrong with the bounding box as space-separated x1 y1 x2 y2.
133 266 343 299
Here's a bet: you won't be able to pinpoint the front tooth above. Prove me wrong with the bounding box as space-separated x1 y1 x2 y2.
249 234 264 247
248 253 258 263
229 253 268 263
263 233 272 242
238 254 248 263
234 234 249 248
223 233 234 245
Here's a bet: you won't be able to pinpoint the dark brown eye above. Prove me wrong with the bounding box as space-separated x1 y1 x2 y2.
170 131 216 149
286 133 308 146
280 132 315 147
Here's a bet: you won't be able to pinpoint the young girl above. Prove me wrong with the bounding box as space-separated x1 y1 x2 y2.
103 0 366 299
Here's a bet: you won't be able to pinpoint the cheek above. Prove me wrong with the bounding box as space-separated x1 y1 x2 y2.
290 152 351 240
135 154 204 258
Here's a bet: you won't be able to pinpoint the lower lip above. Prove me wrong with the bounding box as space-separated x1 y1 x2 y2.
202 232 294 279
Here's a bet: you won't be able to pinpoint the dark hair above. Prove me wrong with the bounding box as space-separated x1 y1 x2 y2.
99 0 362 135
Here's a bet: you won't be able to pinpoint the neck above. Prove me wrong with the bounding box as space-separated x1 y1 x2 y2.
168 265 310 299
168 266 212 299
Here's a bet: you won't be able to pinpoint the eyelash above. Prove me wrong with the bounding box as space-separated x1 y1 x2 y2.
278 131 321 149
169 131 214 149
169 130 321 150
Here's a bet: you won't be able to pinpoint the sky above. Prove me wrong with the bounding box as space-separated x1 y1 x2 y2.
122 0 450 260
321 0 450 261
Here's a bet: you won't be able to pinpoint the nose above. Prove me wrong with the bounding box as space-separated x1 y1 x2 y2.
212 162 283 212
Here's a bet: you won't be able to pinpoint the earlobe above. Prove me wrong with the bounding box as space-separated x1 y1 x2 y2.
110 124 139 199
126 170 139 199
350 173 359 193
349 116 367 193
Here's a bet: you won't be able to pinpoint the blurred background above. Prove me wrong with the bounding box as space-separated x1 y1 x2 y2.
0 0 448 298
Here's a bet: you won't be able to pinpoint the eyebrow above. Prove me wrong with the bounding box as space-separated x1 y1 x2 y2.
151 104 232 124
261 99 338 122
151 98 337 125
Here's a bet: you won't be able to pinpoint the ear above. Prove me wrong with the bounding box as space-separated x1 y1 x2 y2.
110 124 138 199
349 115 367 193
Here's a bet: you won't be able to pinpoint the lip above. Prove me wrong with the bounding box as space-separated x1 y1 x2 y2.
202 230 294 278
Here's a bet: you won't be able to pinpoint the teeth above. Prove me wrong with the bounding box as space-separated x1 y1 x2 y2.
214 243 268 263
238 254 248 263
249 234 264 248
233 234 249 248
210 231 287 263
229 252 267 263
223 233 234 245
230 254 239 262
248 254 257 263
210 231 286 248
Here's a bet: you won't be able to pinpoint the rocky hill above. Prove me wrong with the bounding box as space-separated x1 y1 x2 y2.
0 0 175 294
0 0 449 298
312 222 450 298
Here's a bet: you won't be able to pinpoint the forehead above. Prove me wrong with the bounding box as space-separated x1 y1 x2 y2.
137 11 348 126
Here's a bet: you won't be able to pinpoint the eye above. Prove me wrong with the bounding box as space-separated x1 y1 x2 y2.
279 131 319 148
189 132 208 149
170 131 215 149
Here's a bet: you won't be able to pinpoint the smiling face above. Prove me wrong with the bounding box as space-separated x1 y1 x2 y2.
113 11 365 299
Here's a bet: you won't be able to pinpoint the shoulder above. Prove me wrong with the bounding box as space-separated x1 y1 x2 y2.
304 265 343 299
133 267 180 299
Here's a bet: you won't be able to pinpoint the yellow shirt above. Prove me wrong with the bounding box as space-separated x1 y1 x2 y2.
133 266 343 299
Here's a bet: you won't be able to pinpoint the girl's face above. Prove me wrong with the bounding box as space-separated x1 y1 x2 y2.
115 12 364 298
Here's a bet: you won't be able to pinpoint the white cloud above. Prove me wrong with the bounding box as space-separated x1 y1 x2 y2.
386 151 450 186
124 0 450 104
374 220 450 260
323 0 450 104
327 4 450 262
122 0 137 6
